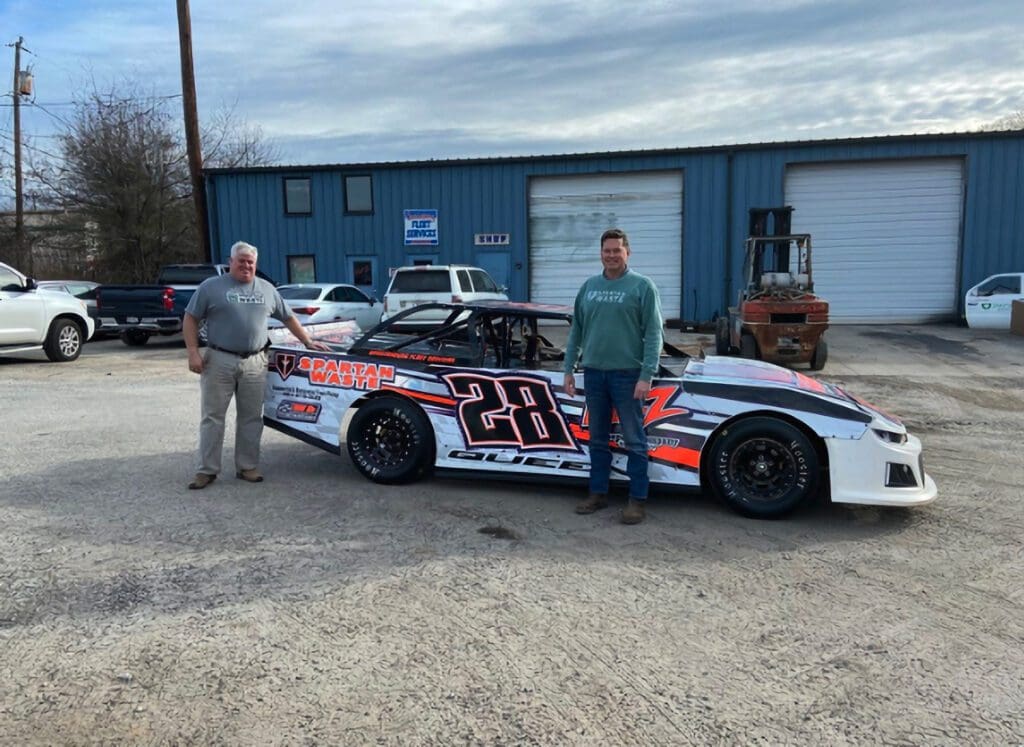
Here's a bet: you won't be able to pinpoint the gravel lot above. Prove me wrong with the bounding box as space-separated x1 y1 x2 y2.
2 326 1023 745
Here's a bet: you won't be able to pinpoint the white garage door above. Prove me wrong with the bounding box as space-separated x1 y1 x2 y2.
529 172 683 314
785 159 964 323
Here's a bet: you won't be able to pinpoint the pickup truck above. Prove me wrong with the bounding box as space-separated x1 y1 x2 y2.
0 261 96 362
95 264 275 346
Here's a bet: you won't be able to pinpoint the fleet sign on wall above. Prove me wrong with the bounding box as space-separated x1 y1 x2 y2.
404 209 439 246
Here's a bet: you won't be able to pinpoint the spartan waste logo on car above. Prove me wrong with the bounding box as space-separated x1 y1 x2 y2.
273 351 395 391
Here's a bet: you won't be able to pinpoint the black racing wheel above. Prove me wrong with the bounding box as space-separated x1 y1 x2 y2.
346 397 435 484
707 416 819 519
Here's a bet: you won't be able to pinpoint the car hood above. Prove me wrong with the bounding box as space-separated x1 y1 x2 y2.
688 355 903 428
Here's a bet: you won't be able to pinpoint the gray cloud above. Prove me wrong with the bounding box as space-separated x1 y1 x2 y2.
2 0 1022 192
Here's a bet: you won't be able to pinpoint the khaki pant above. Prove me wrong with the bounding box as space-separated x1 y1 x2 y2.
197 348 268 475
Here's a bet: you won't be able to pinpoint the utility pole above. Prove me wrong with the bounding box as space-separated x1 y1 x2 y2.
9 36 27 271
175 0 211 262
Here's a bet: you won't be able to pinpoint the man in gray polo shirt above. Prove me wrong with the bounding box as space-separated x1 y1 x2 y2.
183 241 330 490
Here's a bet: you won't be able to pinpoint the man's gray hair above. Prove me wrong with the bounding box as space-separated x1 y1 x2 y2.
230 241 259 259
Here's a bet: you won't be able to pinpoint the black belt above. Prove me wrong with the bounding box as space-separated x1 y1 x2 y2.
208 343 268 359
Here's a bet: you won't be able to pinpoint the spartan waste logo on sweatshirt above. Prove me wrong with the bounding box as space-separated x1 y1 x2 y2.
227 288 266 305
585 289 626 303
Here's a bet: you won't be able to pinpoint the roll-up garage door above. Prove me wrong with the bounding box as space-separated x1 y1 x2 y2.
785 159 964 323
528 172 683 315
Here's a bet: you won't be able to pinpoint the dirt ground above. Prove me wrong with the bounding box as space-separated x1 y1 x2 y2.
1 325 1022 745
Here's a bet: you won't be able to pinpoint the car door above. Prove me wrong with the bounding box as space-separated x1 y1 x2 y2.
0 266 46 344
965 273 1024 329
336 286 382 329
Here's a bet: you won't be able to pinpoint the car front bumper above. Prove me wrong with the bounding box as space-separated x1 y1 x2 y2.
826 432 937 507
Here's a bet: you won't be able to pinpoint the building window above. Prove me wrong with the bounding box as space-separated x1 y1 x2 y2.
344 175 373 214
352 260 373 286
284 178 312 215
288 255 316 283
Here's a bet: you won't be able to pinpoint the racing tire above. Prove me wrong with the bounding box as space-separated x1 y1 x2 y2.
714 316 731 355
739 334 758 359
120 329 151 346
347 397 435 484
707 416 819 519
810 339 828 371
43 319 84 362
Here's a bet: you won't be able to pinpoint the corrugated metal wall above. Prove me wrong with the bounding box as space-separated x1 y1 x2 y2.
206 131 1024 323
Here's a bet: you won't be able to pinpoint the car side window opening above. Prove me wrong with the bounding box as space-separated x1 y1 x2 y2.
330 286 367 303
67 284 95 299
469 269 498 293
0 267 25 290
347 287 370 303
456 270 472 293
975 275 1021 296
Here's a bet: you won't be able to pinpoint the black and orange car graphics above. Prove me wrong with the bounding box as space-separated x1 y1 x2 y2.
264 301 936 519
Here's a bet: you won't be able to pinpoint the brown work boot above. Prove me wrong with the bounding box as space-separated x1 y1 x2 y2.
621 499 646 525
235 469 264 483
575 492 609 514
188 473 216 490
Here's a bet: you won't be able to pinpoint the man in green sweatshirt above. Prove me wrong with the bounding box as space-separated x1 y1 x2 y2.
563 228 663 524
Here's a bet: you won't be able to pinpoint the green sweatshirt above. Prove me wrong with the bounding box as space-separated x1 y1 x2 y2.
563 268 664 382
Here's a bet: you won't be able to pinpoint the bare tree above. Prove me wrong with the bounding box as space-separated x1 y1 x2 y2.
202 104 281 169
28 81 279 282
979 110 1024 132
32 85 196 282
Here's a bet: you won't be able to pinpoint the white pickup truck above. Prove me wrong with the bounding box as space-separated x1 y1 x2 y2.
0 262 96 362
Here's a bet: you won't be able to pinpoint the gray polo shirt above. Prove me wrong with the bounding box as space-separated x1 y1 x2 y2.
186 274 293 352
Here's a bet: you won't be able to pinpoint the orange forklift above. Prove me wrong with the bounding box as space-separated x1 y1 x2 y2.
714 206 829 370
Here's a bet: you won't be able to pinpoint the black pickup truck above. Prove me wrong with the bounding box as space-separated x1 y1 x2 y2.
95 264 275 346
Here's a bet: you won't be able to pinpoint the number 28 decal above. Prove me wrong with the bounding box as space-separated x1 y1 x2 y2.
442 373 578 451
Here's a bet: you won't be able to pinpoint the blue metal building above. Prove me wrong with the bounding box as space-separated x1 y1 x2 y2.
204 129 1024 324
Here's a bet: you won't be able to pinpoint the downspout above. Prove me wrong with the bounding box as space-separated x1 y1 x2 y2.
204 174 220 263
723 150 735 316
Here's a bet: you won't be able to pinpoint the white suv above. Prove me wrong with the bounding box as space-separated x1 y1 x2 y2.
382 264 508 326
0 262 96 362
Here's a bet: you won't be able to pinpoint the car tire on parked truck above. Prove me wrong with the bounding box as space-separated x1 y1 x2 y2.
43 318 85 362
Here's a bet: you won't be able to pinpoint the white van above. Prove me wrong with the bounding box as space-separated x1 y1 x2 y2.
964 272 1024 329
382 265 507 326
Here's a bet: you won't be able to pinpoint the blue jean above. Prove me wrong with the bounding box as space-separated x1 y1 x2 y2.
583 368 649 500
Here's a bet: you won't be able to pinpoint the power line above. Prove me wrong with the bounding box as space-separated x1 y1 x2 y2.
0 131 65 161
28 100 72 127
1 94 184 107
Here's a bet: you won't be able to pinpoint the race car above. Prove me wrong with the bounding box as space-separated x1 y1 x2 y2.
263 301 937 519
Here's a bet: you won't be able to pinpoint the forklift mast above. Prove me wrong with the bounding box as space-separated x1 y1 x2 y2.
748 206 794 281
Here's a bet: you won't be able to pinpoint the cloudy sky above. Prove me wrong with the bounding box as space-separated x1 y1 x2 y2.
1 0 1022 202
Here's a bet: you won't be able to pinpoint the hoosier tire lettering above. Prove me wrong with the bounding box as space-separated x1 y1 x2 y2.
707 416 819 519
346 397 435 484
